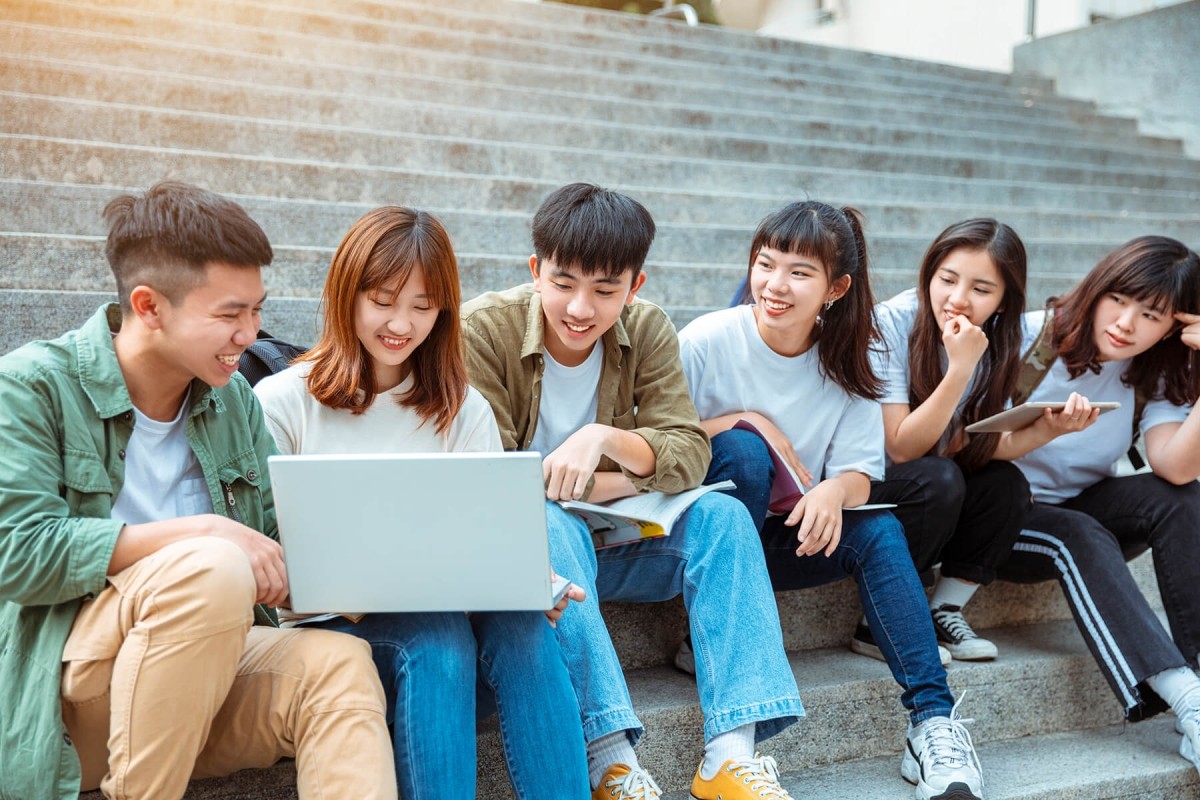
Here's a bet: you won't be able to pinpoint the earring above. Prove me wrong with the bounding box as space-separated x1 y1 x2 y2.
824 299 835 311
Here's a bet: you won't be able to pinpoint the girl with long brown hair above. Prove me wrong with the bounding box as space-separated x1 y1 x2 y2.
254 206 588 798
993 236 1200 774
681 201 985 800
861 219 1031 665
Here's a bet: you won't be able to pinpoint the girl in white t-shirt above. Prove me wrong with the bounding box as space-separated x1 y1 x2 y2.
989 236 1200 773
679 201 984 800
866 219 1032 664
254 207 588 798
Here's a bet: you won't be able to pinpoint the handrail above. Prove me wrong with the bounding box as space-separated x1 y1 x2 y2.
648 0 698 26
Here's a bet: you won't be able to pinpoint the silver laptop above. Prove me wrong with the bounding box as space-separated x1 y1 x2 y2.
269 452 554 613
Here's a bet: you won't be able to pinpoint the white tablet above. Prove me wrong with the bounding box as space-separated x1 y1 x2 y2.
964 401 1120 433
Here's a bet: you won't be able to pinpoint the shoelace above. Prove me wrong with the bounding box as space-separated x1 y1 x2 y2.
919 695 982 776
605 767 662 799
725 755 793 799
933 605 979 642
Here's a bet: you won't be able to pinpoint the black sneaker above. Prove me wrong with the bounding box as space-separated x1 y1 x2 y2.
851 621 951 667
931 605 998 661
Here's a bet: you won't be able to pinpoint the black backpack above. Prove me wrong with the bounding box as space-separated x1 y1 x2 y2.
237 330 308 387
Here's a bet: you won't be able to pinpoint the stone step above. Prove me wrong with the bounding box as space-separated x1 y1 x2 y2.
81 618 1190 797
6 53 1198 179
8 180 1198 251
3 22 1169 157
6 134 1196 218
0 1 1159 147
663 718 1200 799
7 94 1200 201
106 0 1094 115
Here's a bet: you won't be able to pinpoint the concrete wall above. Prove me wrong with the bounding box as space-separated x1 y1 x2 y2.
1014 0 1200 156
716 0 1190 72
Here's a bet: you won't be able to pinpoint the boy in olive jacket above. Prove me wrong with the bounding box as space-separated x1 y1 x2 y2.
0 182 394 800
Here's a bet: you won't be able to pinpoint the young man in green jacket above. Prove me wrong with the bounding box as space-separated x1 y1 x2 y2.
461 183 804 800
0 182 395 800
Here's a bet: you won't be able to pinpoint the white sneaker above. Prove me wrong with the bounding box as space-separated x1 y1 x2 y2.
1176 690 1200 774
901 698 984 800
931 605 998 661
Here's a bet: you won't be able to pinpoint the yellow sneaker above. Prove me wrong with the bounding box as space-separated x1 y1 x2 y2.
690 755 793 800
592 764 663 800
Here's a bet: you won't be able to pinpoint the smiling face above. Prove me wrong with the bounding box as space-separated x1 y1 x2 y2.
353 266 439 390
928 247 1006 331
1091 291 1175 362
531 256 645 367
153 260 265 389
748 245 846 355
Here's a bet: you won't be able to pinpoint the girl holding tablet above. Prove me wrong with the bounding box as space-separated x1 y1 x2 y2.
864 219 1032 663
679 201 985 800
994 236 1200 772
254 207 588 798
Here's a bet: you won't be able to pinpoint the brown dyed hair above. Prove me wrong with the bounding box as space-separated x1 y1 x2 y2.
1050 236 1200 406
736 201 883 399
907 219 1028 473
301 207 467 433
103 180 272 312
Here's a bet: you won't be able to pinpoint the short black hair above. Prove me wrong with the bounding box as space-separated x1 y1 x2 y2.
531 183 655 283
104 181 273 312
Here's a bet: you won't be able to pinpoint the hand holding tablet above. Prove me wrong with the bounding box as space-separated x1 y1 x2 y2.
965 400 1119 433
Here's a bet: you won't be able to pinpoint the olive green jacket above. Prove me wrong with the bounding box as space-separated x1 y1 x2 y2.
460 284 710 494
0 305 278 800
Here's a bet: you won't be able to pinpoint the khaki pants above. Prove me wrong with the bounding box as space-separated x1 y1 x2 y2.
61 537 397 800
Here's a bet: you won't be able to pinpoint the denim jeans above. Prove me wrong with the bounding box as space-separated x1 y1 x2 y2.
309 610 588 800
708 429 955 725
1000 473 1200 721
545 493 804 746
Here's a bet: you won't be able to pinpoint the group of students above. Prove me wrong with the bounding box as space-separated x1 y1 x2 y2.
1 179 1199 800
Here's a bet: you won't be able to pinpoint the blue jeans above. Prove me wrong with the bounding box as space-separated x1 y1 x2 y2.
309 611 588 800
546 493 804 745
708 429 955 725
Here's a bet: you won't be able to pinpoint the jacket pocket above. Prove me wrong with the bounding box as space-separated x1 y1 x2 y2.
216 451 265 531
61 451 113 518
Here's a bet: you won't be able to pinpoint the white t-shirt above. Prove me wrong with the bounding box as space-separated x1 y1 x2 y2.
254 363 502 457
111 391 213 525
678 305 885 482
529 345 603 457
1013 309 1191 503
873 288 981 458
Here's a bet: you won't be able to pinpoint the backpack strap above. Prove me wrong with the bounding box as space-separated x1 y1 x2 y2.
237 329 308 388
1012 308 1057 406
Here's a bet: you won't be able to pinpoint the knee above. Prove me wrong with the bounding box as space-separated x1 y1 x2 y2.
709 429 772 490
913 456 966 515
680 493 761 555
160 537 257 621
396 613 476 681
975 460 1031 507
475 611 558 669
844 511 908 558
289 629 389 709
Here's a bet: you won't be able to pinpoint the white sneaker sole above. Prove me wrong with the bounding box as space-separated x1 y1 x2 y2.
941 638 998 661
901 745 984 799
1180 725 1200 773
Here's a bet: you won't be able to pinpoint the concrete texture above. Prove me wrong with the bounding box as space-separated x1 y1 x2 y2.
1015 1 1200 158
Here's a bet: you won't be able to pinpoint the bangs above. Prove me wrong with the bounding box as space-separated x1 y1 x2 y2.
1108 259 1184 313
752 203 843 277
358 216 460 311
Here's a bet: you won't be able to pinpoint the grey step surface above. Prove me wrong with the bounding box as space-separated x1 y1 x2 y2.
7 54 1199 179
10 93 1200 196
3 22 1167 157
7 134 1195 217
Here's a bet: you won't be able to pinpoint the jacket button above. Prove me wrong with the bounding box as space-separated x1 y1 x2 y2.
63 733 73 746
247 470 258 481
118 449 126 460
122 411 132 422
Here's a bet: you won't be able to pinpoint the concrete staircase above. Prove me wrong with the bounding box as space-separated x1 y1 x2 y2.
3 0 1199 796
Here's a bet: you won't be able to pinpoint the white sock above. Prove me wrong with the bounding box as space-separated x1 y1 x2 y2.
588 731 639 790
930 577 980 611
700 723 756 780
1147 666 1200 713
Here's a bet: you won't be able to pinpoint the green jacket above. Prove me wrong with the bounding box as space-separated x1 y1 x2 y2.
0 305 278 800
461 284 710 494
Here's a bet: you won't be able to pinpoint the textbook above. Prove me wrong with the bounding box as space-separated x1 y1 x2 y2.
561 481 737 550
731 418 896 515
